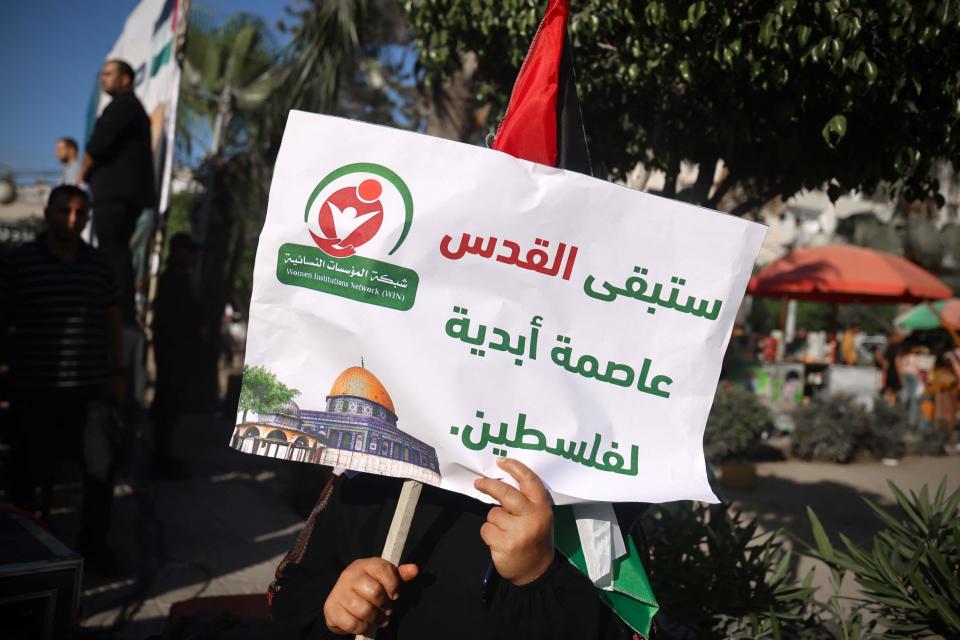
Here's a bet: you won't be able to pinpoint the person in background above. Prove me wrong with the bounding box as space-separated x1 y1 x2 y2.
840 324 860 365
55 137 82 186
900 344 922 427
79 59 155 325
926 353 958 432
270 459 643 639
0 185 125 574
877 332 903 406
946 347 960 453
151 233 205 477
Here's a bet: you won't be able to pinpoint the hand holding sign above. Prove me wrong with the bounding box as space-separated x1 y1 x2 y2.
323 557 419 635
475 458 555 585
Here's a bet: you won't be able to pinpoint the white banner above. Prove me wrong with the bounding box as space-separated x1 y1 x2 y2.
98 0 185 213
232 111 766 505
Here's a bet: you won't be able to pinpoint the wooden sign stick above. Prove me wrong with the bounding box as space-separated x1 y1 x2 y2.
356 479 423 640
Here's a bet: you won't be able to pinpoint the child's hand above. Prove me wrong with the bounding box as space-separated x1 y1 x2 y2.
475 458 555 586
323 558 419 635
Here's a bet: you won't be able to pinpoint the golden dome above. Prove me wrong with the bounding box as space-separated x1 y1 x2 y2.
328 366 395 414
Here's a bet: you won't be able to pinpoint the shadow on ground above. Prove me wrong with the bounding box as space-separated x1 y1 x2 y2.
724 475 890 550
42 413 326 639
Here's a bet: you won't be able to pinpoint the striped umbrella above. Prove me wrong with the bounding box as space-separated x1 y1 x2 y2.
895 298 960 330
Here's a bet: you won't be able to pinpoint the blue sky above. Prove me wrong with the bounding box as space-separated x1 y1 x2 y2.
1 1 286 183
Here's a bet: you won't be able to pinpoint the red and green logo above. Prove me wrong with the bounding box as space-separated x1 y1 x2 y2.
277 163 419 311
304 163 414 259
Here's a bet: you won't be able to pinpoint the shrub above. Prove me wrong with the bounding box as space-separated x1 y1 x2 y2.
862 402 908 460
703 384 774 464
903 426 949 456
644 502 819 638
807 478 960 638
792 395 871 463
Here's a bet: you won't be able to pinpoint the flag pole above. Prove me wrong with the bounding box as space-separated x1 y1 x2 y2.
144 0 191 335
355 479 423 640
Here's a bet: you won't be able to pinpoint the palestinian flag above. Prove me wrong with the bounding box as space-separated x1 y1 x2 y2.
491 0 591 175
492 1 658 636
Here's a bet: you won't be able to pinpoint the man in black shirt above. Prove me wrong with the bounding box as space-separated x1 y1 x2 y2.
0 185 126 572
80 59 156 324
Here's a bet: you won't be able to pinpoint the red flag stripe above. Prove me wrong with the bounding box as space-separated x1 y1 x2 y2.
491 0 570 167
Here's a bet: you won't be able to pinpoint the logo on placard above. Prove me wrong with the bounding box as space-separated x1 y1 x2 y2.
276 163 419 311
304 163 414 259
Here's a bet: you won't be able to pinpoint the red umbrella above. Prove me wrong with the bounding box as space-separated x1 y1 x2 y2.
748 245 953 304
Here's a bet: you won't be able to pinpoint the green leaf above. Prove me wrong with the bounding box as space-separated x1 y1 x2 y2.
778 0 797 18
864 498 913 538
937 0 952 25
688 1 707 27
888 480 929 534
807 507 836 562
934 598 960 631
942 481 960 518
821 114 848 147
760 14 775 46
849 16 862 38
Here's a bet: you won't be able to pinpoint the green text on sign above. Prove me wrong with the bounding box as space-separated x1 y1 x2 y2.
276 243 418 311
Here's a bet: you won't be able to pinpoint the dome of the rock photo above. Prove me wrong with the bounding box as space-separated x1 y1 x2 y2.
328 366 395 414
233 363 440 486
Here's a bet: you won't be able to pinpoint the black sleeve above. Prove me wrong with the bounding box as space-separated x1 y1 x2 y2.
489 555 631 640
86 98 133 161
487 503 650 640
270 476 349 640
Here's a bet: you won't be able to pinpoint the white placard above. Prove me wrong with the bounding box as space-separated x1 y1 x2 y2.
231 111 766 505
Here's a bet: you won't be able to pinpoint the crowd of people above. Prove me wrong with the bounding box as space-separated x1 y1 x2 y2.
877 332 960 433
1 59 206 575
728 318 960 445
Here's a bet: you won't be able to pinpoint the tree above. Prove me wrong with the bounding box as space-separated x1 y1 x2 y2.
405 0 960 212
174 13 285 402
179 12 281 159
238 365 300 422
203 1 420 301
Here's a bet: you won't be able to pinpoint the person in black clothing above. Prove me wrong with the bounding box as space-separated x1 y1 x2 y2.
79 59 156 325
151 232 205 476
0 185 125 573
270 459 639 639
877 332 903 406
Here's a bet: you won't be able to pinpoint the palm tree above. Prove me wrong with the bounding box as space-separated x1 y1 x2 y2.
259 0 420 159
178 11 281 159
167 13 285 403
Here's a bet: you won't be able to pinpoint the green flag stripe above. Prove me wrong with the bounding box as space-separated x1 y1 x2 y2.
554 505 659 638
151 41 172 77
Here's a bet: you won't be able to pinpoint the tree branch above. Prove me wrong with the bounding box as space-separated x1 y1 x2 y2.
730 197 764 217
690 156 718 205
707 169 737 209
662 157 682 198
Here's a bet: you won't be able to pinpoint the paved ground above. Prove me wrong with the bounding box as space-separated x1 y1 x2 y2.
45 413 325 639
40 414 957 638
